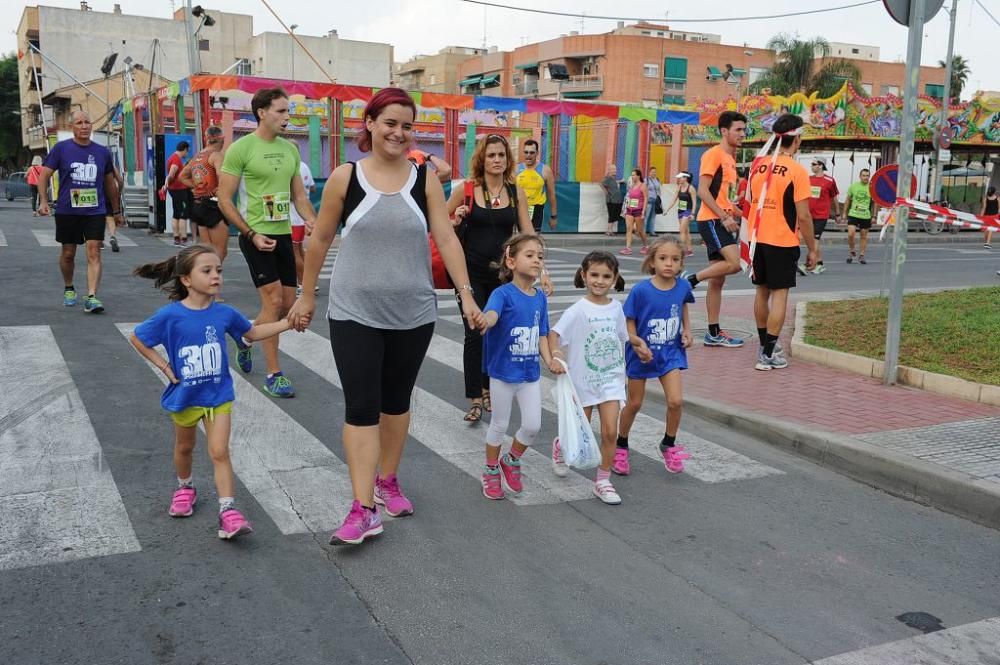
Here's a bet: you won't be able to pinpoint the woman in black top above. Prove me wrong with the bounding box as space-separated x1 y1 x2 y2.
447 134 551 422
981 186 997 249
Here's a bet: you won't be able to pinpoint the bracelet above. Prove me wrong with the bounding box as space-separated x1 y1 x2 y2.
112 210 122 216
246 230 257 240
158 363 169 373
458 284 473 293
550 214 558 218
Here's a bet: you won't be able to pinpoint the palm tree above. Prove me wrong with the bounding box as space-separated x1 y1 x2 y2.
749 33 862 97
937 54 971 103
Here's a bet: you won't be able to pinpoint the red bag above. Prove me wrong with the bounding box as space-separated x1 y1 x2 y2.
429 180 475 289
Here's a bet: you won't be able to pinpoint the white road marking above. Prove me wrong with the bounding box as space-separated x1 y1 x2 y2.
116 324 353 535
31 228 136 246
279 330 596 505
812 616 1000 665
0 326 141 571
425 335 785 483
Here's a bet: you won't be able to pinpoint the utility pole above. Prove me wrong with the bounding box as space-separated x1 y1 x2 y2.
932 0 958 202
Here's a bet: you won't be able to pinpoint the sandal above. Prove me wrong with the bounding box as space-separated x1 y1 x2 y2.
482 391 492 413
464 402 483 423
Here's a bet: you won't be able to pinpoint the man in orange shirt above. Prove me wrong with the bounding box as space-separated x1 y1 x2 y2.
746 113 817 371
687 110 747 348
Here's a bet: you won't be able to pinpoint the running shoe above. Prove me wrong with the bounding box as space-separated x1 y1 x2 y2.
551 437 568 477
218 508 253 540
173 238 181 247
984 243 992 249
82 295 104 314
685 249 695 257
168 486 197 517
110 236 120 252
263 372 294 398
796 263 808 276
703 331 744 347
235 337 252 373
847 253 855 264
63 289 77 307
593 479 622 505
639 245 649 255
812 263 827 274
859 255 867 265
329 501 383 545
374 474 414 517
619 247 633 256
482 465 505 500
755 350 789 371
662 446 690 474
499 453 523 494
611 447 630 475
314 285 320 294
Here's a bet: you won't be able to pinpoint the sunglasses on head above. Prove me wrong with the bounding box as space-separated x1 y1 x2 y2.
486 133 508 145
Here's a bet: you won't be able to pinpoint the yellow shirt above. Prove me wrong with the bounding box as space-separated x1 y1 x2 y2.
517 164 547 206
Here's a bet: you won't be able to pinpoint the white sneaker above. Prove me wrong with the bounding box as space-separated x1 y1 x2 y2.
593 479 622 505
551 437 568 477
755 350 789 371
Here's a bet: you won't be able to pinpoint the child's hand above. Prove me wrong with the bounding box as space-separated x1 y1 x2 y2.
548 357 566 374
633 341 653 363
681 330 693 348
162 363 179 385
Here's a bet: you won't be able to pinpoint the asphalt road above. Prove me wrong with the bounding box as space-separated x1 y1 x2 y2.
1 201 998 665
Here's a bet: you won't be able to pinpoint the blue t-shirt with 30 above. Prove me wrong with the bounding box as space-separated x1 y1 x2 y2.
134 302 253 412
43 139 114 216
483 282 550 384
623 278 695 379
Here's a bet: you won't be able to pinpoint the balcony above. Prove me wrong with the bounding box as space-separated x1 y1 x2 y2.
515 80 539 96
536 75 603 98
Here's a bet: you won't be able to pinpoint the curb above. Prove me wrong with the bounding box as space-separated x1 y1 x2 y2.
791 302 1000 407
541 231 984 249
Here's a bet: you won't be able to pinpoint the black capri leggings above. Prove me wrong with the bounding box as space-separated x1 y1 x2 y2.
329 318 435 427
459 273 500 399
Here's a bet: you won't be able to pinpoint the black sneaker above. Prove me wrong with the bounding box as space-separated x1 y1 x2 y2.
847 253 855 264
859 255 867 265
110 236 120 252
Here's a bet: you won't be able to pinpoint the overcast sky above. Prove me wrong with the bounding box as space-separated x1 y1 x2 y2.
7 0 1000 96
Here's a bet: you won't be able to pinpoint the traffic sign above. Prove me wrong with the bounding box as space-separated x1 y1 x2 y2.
935 126 954 150
883 0 945 25
869 164 918 208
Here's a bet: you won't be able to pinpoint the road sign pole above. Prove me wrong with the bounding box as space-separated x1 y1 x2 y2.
884 0 926 386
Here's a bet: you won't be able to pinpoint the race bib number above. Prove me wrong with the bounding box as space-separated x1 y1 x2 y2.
262 192 290 221
810 185 822 199
70 188 98 208
627 197 640 208
678 200 688 211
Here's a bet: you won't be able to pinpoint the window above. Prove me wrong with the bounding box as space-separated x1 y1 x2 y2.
881 84 899 96
198 39 210 51
749 66 768 86
235 58 252 76
657 31 664 36
641 31 650 35
852 48 860 54
664 56 687 82
862 82 873 94
429 74 437 85
925 83 945 99
663 80 685 92
662 94 685 105
643 63 658 78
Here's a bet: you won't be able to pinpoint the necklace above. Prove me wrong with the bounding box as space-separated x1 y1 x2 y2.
485 182 504 208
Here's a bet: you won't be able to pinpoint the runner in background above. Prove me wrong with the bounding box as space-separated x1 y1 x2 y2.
291 160 317 296
161 141 193 246
27 156 43 217
806 157 839 273
980 186 997 249
842 168 875 265
180 126 229 263
517 139 557 232
664 172 696 256
104 164 125 253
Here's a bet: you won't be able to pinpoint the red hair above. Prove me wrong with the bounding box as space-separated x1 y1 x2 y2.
357 87 417 153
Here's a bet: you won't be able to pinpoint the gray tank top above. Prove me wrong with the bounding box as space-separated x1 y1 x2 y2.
326 161 436 329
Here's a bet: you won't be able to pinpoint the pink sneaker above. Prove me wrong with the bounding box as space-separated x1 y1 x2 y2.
611 447 630 475
329 500 383 545
619 247 633 256
639 245 649 255
499 453 523 494
551 437 568 477
168 486 196 517
662 446 691 474
482 465 505 500
374 474 414 517
217 508 253 540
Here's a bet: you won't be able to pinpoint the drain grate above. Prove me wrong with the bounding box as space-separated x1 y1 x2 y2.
896 611 946 634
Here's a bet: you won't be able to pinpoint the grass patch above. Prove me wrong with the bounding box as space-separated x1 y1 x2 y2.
804 287 1000 385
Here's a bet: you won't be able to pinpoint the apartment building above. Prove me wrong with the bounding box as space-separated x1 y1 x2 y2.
16 3 392 151
396 46 487 93
456 22 946 107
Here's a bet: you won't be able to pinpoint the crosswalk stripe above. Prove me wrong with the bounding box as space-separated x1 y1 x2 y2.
0 326 141 571
812 616 1000 665
30 228 137 247
279 330 596 505
0 229 6 246
115 324 354 534
424 334 784 483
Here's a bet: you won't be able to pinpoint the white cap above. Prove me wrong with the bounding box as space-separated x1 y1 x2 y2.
674 171 692 180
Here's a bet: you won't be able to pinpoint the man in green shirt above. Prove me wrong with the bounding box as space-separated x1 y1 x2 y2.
218 87 316 398
841 168 876 264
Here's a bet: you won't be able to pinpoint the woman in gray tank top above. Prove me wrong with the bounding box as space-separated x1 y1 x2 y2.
288 88 485 546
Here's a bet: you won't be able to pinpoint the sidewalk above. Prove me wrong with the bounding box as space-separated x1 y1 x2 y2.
542 229 983 249
667 293 1000 529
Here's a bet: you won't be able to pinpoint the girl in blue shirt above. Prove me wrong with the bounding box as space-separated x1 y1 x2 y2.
615 237 694 477
480 234 558 500
130 245 290 540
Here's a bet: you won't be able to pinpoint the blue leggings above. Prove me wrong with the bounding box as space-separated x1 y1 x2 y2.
644 197 659 234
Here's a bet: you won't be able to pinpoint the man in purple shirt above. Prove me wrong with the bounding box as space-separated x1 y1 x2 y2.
37 110 124 313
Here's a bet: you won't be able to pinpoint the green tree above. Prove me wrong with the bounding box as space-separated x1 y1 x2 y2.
750 34 863 98
0 52 30 171
937 54 971 103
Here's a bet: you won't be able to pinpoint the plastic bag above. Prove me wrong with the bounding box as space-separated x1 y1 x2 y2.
551 360 601 469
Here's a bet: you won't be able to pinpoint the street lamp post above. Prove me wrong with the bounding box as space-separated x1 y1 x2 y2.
290 25 298 81
183 1 215 151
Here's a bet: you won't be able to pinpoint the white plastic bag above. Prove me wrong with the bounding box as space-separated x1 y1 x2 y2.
551 360 602 469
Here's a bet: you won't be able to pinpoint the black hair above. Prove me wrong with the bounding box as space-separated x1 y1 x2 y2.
251 86 288 122
133 244 219 301
491 233 545 284
631 169 644 183
524 139 539 150
573 251 626 292
719 111 748 130
176 141 189 152
772 113 804 148
988 186 997 197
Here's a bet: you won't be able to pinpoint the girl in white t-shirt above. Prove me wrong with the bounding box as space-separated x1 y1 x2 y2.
548 251 628 504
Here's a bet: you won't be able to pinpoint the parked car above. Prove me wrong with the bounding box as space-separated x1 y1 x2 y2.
2 171 30 201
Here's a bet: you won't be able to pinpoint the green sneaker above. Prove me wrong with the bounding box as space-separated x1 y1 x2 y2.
63 289 77 307
82 295 104 314
263 372 294 398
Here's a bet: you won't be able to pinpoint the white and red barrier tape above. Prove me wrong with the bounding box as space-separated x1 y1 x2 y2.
895 198 1000 232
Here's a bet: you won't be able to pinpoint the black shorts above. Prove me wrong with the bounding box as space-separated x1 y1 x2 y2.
751 243 800 290
168 189 192 220
55 214 105 245
847 215 872 230
697 219 738 262
238 233 296 288
190 198 225 229
813 218 828 238
528 203 545 232
606 201 622 224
